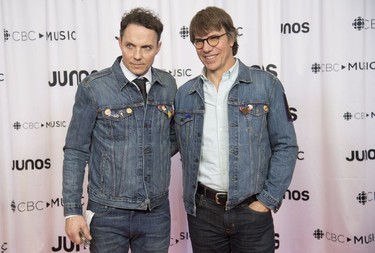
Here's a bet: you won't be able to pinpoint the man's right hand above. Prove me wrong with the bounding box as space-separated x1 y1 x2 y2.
65 215 92 245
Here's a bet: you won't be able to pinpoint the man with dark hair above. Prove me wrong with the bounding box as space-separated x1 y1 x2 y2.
62 8 177 253
175 6 298 252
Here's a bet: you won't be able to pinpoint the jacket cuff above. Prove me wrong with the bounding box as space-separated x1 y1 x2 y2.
63 203 83 217
257 190 282 213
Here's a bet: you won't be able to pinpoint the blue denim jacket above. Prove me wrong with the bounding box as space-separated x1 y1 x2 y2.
63 56 177 216
174 60 298 215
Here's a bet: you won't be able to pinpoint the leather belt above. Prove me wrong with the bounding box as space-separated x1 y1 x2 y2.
197 182 257 206
197 183 228 206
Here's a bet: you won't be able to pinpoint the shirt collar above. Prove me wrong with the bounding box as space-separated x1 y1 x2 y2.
120 58 152 82
200 58 239 85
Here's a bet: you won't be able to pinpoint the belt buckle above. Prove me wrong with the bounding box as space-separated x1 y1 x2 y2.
215 193 227 205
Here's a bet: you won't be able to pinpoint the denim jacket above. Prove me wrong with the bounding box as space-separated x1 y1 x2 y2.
63 56 177 216
174 60 298 215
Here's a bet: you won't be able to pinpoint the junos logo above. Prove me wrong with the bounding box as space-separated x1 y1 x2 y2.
283 189 310 201
281 22 310 34
51 236 88 252
346 149 375 162
251 64 278 77
49 70 97 87
12 158 51 171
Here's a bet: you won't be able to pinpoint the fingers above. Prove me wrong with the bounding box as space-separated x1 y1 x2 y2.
81 224 92 241
65 216 91 245
249 201 270 212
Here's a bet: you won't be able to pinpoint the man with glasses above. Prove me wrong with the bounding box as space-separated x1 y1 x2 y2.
174 6 298 252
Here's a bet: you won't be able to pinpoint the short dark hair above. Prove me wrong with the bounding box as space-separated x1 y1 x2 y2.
189 6 239 56
120 7 163 42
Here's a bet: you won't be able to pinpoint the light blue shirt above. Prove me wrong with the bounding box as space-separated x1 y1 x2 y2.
198 59 239 192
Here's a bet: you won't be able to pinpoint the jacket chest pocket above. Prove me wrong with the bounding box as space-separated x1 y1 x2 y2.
174 112 194 146
240 103 269 140
156 104 174 130
98 107 135 141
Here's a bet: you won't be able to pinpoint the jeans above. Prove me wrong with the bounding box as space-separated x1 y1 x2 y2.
187 194 275 253
87 199 171 253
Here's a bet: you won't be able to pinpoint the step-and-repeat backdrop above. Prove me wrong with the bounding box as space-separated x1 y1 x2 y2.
1 0 374 252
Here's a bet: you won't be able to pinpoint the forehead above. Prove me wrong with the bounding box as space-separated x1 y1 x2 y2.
195 28 225 39
122 23 158 43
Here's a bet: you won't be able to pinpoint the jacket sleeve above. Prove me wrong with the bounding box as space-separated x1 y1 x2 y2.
257 76 298 212
62 83 97 216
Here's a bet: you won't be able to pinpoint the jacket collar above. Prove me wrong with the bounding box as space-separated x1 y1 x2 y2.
112 56 166 91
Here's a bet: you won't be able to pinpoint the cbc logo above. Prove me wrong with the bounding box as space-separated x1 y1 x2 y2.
4 29 76 42
312 61 375 74
313 228 374 245
13 121 67 130
352 16 375 31
356 191 375 205
343 111 375 121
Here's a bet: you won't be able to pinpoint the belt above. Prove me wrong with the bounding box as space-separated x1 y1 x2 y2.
197 183 257 206
197 183 228 206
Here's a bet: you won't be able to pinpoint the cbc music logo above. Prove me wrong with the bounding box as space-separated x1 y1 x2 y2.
12 121 67 130
179 26 189 39
352 16 375 31
311 61 375 74
313 228 374 245
170 231 281 249
343 111 375 121
168 68 192 78
10 198 64 213
3 28 76 42
357 191 375 206
1 242 7 253
179 26 244 39
170 231 190 247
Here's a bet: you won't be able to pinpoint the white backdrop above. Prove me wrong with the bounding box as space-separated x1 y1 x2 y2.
1 0 374 252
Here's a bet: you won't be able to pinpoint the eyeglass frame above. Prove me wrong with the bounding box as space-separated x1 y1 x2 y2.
192 32 228 49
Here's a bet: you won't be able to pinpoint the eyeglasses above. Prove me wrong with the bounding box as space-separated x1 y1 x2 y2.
192 33 227 49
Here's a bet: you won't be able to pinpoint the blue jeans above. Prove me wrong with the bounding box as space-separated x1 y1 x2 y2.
87 199 170 253
187 194 275 253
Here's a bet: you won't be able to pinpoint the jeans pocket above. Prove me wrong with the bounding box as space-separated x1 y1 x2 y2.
87 200 111 217
240 202 271 216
